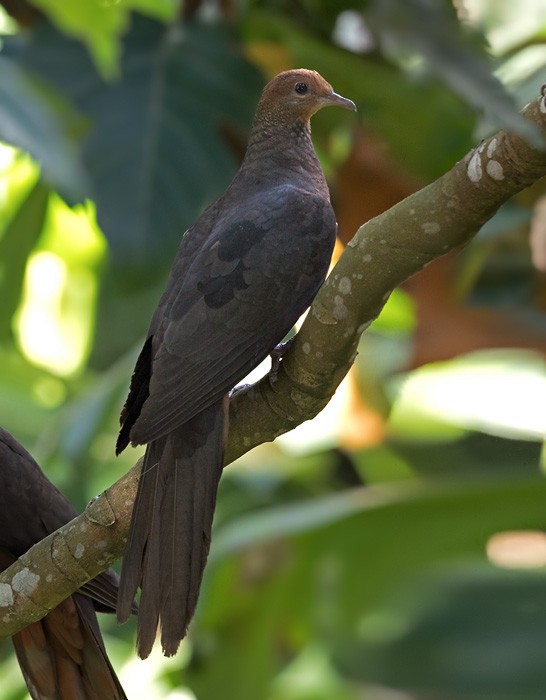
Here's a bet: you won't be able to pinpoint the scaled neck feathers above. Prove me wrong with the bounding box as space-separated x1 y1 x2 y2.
239 113 329 198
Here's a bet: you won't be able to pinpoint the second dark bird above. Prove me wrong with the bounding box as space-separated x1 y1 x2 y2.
0 427 129 700
116 69 356 658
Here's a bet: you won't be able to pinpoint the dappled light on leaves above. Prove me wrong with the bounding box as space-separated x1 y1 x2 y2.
17 252 78 374
15 198 105 376
389 349 546 441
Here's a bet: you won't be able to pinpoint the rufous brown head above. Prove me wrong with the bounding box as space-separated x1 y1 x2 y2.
257 69 356 121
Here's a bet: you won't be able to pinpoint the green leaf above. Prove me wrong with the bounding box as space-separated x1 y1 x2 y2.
25 0 179 77
0 56 88 200
8 16 264 274
0 347 58 444
85 17 263 272
0 179 49 341
126 0 178 22
367 0 542 145
211 465 544 566
339 567 546 700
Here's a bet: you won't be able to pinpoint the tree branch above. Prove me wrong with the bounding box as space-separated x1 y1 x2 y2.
1 90 546 640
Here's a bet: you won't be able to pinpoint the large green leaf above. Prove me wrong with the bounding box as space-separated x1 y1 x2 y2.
0 347 59 446
82 17 263 272
25 0 179 77
6 16 264 274
339 567 546 700
0 56 88 200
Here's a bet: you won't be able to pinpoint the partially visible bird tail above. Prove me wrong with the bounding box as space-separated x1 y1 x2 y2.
117 399 227 658
12 593 127 700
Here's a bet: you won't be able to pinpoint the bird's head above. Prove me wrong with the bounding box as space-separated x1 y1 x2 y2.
257 69 356 122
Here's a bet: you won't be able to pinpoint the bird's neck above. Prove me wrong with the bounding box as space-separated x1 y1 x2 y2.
238 115 329 198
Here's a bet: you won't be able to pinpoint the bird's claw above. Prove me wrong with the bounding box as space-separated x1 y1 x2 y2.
229 383 251 399
269 336 295 379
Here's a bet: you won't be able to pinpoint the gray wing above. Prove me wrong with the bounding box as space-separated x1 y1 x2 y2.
127 184 336 446
0 428 127 615
0 428 77 554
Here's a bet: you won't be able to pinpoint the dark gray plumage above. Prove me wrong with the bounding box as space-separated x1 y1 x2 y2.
116 69 355 658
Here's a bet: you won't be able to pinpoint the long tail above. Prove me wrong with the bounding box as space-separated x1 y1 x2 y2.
117 398 227 658
12 593 127 700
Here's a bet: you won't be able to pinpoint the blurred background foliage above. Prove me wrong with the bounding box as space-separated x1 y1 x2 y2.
0 0 546 698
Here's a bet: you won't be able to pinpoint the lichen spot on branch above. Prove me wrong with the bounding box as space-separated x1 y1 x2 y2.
467 150 483 182
422 222 440 235
487 138 498 157
333 295 349 320
338 277 352 295
0 583 13 607
486 160 504 180
12 568 40 597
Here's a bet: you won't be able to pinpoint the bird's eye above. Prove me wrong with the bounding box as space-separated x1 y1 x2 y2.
295 82 308 95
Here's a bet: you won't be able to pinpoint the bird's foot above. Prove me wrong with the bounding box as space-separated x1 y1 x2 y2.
270 336 295 379
229 383 252 399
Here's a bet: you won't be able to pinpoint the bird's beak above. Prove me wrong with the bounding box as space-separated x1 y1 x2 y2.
326 91 357 111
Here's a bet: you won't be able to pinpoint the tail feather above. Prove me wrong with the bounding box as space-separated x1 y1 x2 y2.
13 594 127 700
12 624 57 699
117 439 164 625
186 408 225 618
118 399 226 659
136 439 170 657
158 443 193 654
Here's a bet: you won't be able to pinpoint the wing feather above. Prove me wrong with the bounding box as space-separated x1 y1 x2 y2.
127 185 336 445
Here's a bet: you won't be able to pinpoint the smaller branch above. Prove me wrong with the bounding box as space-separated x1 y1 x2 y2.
1 91 546 640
